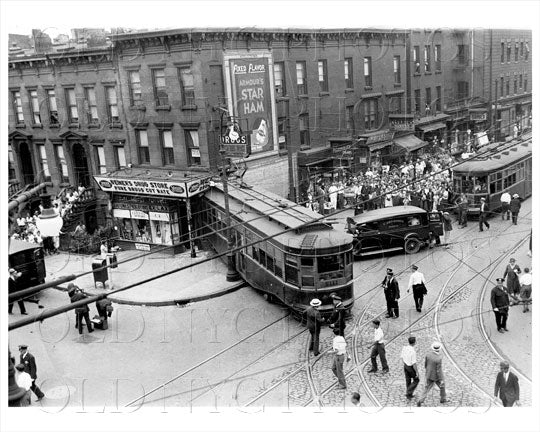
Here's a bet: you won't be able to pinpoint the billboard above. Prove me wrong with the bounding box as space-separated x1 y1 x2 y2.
228 56 274 154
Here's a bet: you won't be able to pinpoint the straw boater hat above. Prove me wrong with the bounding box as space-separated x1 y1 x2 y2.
513 194 519 198
310 299 321 307
431 341 441 353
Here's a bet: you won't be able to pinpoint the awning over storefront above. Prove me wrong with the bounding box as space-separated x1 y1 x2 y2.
302 157 334 167
394 135 428 152
417 122 446 133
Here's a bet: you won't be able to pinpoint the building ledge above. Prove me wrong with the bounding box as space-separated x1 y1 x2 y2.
155 104 171 111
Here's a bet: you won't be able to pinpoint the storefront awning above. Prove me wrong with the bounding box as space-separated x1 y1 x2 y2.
302 157 334 167
394 135 428 152
417 122 446 133
369 141 393 151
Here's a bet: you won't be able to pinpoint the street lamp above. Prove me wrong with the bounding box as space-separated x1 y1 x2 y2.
35 194 63 237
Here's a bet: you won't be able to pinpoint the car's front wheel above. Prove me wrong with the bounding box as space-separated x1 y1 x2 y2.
404 237 421 254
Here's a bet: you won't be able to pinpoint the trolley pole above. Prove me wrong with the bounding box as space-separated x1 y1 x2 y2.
220 148 240 282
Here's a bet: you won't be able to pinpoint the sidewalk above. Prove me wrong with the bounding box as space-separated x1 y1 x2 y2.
44 248 245 306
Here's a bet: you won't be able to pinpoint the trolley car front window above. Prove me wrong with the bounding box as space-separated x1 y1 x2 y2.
317 255 345 273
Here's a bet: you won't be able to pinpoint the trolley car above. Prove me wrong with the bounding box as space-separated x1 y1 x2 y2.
452 138 532 216
202 183 354 316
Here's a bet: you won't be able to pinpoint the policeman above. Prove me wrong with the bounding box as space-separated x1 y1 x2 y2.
328 293 346 336
491 278 510 333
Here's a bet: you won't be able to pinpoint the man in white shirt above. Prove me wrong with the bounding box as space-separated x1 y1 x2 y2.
520 267 532 313
401 336 420 399
368 319 389 373
331 328 348 389
500 191 511 220
407 265 427 312
15 363 32 405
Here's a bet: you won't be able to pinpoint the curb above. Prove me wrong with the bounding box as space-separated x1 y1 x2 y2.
53 281 247 307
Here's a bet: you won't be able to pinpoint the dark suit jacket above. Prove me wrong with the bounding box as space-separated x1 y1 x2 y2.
306 307 324 333
328 304 346 333
382 276 400 300
495 371 519 404
8 277 18 293
509 198 521 213
20 352 38 380
491 286 510 312
424 351 444 381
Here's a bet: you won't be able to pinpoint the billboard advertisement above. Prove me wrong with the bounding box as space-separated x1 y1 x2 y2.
228 56 274 154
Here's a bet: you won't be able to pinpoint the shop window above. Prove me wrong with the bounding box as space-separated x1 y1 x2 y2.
274 62 286 96
136 129 150 164
152 68 168 106
318 60 328 92
178 66 195 106
363 57 372 87
296 61 307 95
29 90 41 125
12 90 24 124
185 129 201 166
134 218 151 242
65 88 79 123
47 89 59 125
344 58 353 89
129 71 143 106
160 130 175 165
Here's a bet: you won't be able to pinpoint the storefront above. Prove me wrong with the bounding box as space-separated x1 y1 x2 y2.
357 129 395 169
469 108 488 134
296 147 334 203
94 169 211 254
392 133 428 160
414 113 450 150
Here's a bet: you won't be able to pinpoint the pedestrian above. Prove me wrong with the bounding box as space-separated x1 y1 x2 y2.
18 345 45 402
8 268 27 315
401 336 420 399
331 327 349 389
71 288 94 335
407 265 427 313
519 268 532 313
95 297 113 329
509 194 521 225
306 298 324 356
14 363 32 406
494 360 520 407
500 191 511 220
416 341 448 406
328 293 346 336
457 193 468 228
367 319 389 373
503 257 521 298
100 240 108 259
527 229 532 257
491 278 510 333
478 197 490 232
381 268 400 318
441 211 453 248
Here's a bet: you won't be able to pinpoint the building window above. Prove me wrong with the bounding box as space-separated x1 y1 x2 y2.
29 90 41 125
346 105 354 132
105 86 119 123
8 146 17 180
128 70 143 106
274 62 286 96
524 42 529 60
424 46 431 72
136 129 150 164
388 95 401 114
47 89 59 125
37 145 50 180
501 43 505 63
520 41 524 57
65 88 79 123
296 61 307 95
318 60 328 92
435 86 442 112
54 145 69 183
414 89 421 114
393 56 401 84
457 81 469 100
160 130 175 165
519 74 523 88
500 77 504 97
506 44 511 62
114 146 127 169
12 90 24 123
524 74 528 91
435 45 441 72
344 58 353 89
299 114 310 147
515 42 519 61
506 79 510 96
425 88 432 114
363 57 372 87
152 68 168 106
185 129 201 166
514 77 518 94
95 145 107 174
84 87 99 124
457 45 468 65
363 99 378 130
413 46 420 73
178 66 195 106
277 117 288 152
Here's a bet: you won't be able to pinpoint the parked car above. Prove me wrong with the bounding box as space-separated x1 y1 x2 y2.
345 206 443 257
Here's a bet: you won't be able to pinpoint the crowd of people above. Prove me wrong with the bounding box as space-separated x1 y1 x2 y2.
10 185 87 254
306 152 458 215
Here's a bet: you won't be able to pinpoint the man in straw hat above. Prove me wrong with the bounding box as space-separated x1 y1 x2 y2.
494 360 520 407
417 341 448 406
509 193 521 225
478 197 490 232
306 298 324 356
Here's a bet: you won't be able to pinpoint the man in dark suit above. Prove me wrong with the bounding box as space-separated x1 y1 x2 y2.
71 288 94 335
382 268 400 318
306 299 324 356
509 194 521 225
491 278 510 333
8 268 27 315
328 293 346 336
18 345 45 401
478 197 490 232
417 341 448 406
494 361 520 407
